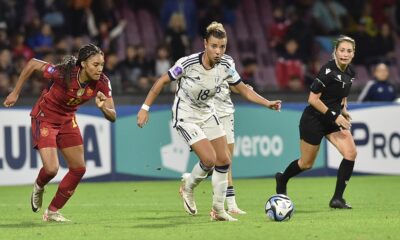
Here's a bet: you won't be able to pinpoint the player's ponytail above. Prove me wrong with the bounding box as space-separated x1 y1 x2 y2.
56 55 77 88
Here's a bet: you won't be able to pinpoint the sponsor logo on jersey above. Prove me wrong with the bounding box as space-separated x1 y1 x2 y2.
172 66 183 76
47 66 55 74
325 68 331 74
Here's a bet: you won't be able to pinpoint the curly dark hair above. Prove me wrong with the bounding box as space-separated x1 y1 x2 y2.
56 43 103 88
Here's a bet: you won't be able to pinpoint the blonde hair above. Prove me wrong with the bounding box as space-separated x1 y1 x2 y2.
334 35 355 51
332 35 356 59
168 12 186 31
205 21 226 40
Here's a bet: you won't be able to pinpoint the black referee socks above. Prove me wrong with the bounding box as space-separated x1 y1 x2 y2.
333 159 355 199
281 159 303 184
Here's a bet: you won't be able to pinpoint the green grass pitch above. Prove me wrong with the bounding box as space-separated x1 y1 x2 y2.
0 176 399 240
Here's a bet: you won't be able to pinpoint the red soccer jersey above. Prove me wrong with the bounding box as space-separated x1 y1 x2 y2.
31 64 112 124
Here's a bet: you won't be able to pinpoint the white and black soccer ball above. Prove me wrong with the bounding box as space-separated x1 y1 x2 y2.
265 194 294 221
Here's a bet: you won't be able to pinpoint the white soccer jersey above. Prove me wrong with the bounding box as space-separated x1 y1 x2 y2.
214 80 235 118
168 52 241 125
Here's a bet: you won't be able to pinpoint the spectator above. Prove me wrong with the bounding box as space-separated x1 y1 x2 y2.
0 72 10 95
0 48 13 77
0 22 10 49
241 58 258 91
312 0 348 35
153 45 173 92
160 0 197 39
27 23 55 58
86 8 126 54
267 6 291 52
358 63 397 102
371 23 395 65
165 12 190 62
103 52 123 94
12 33 35 62
275 39 305 91
120 45 140 93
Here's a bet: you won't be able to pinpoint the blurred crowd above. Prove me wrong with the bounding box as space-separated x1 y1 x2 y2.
0 0 399 98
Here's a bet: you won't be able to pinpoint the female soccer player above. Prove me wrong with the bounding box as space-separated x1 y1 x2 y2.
275 36 357 209
137 22 281 221
3 43 116 221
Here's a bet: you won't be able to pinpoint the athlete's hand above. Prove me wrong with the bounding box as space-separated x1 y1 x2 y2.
137 109 149 128
341 111 352 121
267 100 282 112
96 91 107 109
335 115 351 130
3 91 19 108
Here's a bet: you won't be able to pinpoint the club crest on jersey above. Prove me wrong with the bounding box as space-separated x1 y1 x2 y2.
86 88 93 96
77 88 85 97
40 127 49 137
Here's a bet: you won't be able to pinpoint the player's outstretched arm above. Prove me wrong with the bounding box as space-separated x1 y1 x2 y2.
3 58 47 107
230 81 281 111
137 73 171 128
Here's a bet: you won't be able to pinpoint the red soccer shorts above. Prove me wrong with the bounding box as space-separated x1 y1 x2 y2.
31 117 83 149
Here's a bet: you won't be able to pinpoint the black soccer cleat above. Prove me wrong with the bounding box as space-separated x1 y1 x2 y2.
275 172 287 195
329 198 352 209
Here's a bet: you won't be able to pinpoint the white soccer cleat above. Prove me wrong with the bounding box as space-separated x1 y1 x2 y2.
43 209 71 222
31 182 44 213
210 209 238 221
179 173 197 215
227 207 247 215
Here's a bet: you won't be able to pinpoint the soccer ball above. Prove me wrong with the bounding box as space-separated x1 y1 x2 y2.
265 194 294 221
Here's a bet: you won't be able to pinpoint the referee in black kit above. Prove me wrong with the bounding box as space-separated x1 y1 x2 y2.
275 35 357 209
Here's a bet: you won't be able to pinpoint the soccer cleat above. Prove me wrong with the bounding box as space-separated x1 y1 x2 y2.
179 173 197 215
43 209 71 222
227 207 247 215
329 198 352 209
210 209 238 221
31 182 44 213
275 172 287 195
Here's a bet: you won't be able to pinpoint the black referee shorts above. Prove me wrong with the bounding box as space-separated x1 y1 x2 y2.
299 107 341 145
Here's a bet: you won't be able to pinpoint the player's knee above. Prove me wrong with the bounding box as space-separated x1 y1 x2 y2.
201 154 217 168
216 154 231 166
44 166 59 177
344 149 357 161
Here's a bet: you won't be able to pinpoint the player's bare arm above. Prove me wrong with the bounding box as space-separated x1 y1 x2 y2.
137 73 171 128
231 81 281 111
96 92 116 122
3 58 48 107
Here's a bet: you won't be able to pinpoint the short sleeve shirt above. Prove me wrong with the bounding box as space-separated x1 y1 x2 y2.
31 64 112 124
168 52 240 124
